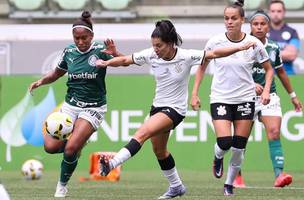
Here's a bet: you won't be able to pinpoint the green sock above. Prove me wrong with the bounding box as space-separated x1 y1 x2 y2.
60 152 79 185
268 140 284 178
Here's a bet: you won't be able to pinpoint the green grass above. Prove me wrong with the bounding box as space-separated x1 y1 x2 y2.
1 170 304 200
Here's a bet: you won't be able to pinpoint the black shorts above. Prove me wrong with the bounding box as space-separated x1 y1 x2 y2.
149 106 185 129
210 102 255 121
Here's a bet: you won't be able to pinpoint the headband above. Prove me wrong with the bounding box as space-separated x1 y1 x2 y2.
72 25 93 33
249 13 270 22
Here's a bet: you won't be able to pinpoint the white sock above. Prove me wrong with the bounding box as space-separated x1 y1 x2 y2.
225 147 245 185
109 148 131 169
162 167 182 188
214 143 228 159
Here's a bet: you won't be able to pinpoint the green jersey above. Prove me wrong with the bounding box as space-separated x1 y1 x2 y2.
57 41 112 108
252 39 282 94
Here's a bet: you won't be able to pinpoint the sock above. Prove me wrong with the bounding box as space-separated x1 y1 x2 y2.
60 152 79 185
158 154 182 188
225 147 244 185
109 138 142 169
214 143 228 159
268 140 284 177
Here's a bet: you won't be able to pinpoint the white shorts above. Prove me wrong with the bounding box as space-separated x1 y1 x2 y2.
60 102 107 130
254 93 282 120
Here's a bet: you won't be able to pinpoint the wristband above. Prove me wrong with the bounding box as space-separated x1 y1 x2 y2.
289 92 296 98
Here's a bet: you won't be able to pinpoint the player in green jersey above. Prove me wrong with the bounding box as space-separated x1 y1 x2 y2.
233 9 302 188
29 11 121 198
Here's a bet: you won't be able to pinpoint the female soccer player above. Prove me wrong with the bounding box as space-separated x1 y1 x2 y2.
233 9 302 188
28 11 120 198
96 19 255 199
191 0 274 196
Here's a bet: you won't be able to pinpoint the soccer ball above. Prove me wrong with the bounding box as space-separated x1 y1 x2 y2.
45 112 73 140
21 159 43 180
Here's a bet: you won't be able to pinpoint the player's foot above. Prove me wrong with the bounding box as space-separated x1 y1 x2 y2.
223 184 233 196
99 157 111 176
233 174 246 188
54 182 68 198
158 184 186 199
274 172 292 188
213 156 223 178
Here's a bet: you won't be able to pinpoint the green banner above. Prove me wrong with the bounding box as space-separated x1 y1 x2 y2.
0 75 303 172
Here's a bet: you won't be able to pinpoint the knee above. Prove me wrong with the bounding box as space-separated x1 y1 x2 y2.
267 128 280 140
64 144 78 157
232 135 248 149
217 136 233 151
44 144 60 154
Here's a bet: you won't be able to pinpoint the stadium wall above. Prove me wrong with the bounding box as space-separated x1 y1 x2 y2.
0 75 303 172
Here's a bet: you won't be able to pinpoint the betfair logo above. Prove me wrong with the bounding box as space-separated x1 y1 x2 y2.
68 72 98 79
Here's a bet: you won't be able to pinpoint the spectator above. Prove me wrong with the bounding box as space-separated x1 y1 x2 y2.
268 0 300 75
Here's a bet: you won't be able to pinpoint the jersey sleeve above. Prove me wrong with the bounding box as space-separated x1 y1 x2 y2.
254 40 269 64
132 48 153 66
186 49 206 66
57 49 68 71
204 37 216 51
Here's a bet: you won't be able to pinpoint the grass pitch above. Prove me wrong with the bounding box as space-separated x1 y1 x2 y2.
1 170 304 200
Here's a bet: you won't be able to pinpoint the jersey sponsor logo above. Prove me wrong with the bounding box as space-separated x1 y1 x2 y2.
88 54 98 66
191 55 201 61
68 72 98 80
252 67 265 74
135 56 145 62
237 103 252 115
217 105 227 116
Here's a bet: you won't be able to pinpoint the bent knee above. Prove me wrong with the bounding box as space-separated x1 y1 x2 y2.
267 128 280 140
44 144 60 154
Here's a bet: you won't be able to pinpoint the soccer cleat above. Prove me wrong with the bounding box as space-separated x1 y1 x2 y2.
54 182 68 198
213 156 223 178
233 174 246 188
158 184 186 199
223 184 234 196
274 173 292 188
99 157 111 176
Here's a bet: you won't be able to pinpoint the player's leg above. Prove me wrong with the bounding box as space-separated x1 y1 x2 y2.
55 118 95 197
0 181 10 200
210 103 233 179
43 134 67 154
261 115 292 187
100 112 173 175
151 133 186 199
224 102 254 196
55 105 105 197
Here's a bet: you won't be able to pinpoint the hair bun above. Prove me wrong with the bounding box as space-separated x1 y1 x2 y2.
234 0 244 7
81 11 91 19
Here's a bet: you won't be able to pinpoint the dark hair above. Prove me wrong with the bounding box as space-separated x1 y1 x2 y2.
151 20 182 46
249 9 270 23
269 0 285 11
72 11 93 31
225 0 245 17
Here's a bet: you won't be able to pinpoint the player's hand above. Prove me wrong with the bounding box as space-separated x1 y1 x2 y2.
255 83 263 95
28 80 42 95
260 91 270 105
95 59 108 68
191 95 201 111
101 38 120 57
291 97 303 112
239 42 256 51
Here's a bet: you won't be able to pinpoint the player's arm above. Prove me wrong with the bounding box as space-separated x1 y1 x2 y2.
95 55 134 68
191 59 210 111
260 60 274 105
276 67 302 111
29 67 66 94
205 41 255 59
280 45 298 62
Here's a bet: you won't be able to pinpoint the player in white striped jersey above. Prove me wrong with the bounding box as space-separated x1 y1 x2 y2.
96 19 255 199
191 0 274 196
